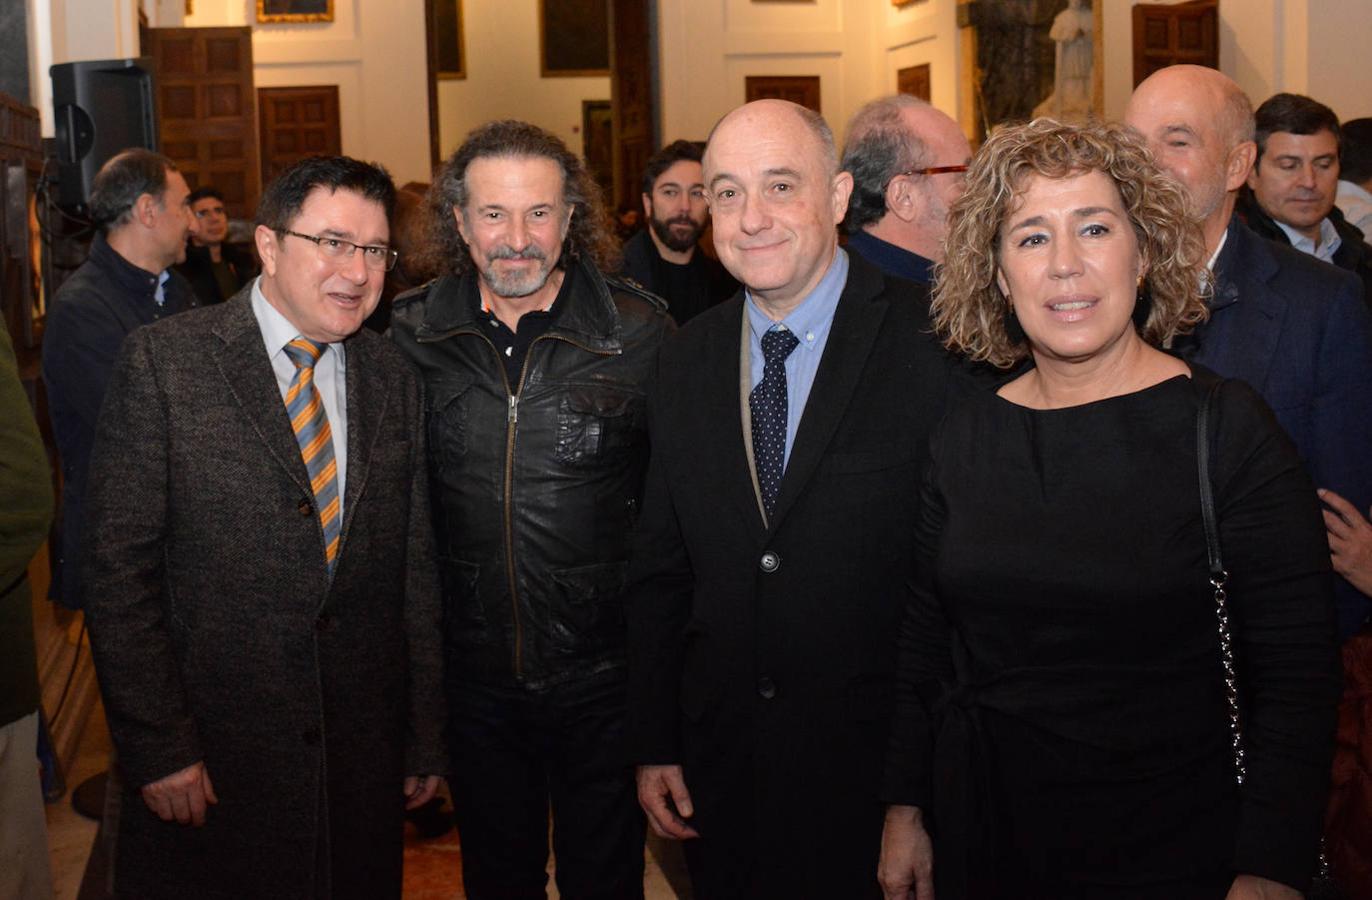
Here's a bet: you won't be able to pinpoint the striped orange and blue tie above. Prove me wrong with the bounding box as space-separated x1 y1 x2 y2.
283 338 340 575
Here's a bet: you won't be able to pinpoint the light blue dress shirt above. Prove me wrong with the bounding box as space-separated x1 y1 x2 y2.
251 277 348 516
1274 216 1342 264
746 248 849 469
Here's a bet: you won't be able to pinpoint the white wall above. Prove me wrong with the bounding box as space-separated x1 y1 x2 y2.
435 0 609 163
1102 0 1372 123
657 0 964 149
26 0 142 135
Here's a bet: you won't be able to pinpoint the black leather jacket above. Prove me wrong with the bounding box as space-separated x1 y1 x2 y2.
390 257 672 689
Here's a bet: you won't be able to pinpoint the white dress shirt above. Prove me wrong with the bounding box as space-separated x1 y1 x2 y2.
250 277 348 516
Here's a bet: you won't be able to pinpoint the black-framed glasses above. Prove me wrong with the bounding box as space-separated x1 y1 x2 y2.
899 164 970 177
281 230 399 272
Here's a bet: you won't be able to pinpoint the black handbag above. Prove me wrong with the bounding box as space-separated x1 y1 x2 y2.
1196 378 1343 899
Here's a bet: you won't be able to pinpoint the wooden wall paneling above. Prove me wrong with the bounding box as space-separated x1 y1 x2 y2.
1132 0 1218 86
610 0 654 211
898 64 931 101
144 26 260 221
744 75 822 113
258 86 343 185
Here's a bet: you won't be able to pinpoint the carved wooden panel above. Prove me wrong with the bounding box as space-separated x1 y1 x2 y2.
610 0 654 209
745 75 821 113
144 26 260 220
258 86 342 185
898 63 931 101
1132 0 1217 87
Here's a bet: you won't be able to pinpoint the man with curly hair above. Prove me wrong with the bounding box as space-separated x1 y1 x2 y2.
389 120 673 899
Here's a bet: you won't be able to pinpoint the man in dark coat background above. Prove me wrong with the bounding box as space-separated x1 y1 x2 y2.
621 139 737 326
625 99 974 898
42 148 198 610
81 156 446 900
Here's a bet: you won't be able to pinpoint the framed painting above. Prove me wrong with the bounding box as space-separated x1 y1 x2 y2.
256 0 333 24
539 0 610 77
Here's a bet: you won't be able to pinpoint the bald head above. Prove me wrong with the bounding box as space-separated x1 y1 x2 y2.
1125 65 1256 253
841 95 971 262
703 100 853 315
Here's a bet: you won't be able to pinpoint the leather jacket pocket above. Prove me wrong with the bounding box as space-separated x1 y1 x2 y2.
427 374 476 468
548 560 628 639
555 386 643 467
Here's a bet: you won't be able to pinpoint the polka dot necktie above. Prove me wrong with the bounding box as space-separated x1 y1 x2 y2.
283 338 341 575
750 326 800 520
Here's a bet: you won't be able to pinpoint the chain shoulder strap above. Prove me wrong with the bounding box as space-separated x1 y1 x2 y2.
1196 377 1246 784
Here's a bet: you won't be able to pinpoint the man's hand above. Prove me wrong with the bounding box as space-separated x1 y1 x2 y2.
878 805 935 900
1225 874 1302 900
636 764 699 840
403 775 442 811
140 761 217 826
1320 488 1372 595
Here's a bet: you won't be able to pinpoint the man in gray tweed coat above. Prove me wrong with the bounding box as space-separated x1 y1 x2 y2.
81 156 445 900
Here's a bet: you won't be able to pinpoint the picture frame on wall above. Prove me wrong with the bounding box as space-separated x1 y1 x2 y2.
432 0 466 79
539 0 611 77
256 0 334 24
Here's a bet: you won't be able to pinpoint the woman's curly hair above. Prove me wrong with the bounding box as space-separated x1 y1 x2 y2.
933 118 1209 369
416 120 620 278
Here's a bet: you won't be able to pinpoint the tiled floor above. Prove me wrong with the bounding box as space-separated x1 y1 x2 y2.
45 703 686 899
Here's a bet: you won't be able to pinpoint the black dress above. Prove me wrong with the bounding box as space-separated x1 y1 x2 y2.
883 369 1341 899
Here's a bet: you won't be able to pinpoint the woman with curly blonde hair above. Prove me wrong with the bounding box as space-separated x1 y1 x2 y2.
878 119 1340 900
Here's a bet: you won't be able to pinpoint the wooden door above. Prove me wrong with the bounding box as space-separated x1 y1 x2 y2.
257 86 342 186
745 76 821 113
143 27 260 221
610 0 653 211
1132 0 1218 87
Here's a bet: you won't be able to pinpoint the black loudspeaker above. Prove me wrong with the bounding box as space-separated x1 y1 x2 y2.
50 58 158 214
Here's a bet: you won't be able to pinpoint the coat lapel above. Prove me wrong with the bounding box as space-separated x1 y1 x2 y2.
211 292 312 499
765 257 887 533
336 333 389 567
1213 223 1284 392
706 297 768 538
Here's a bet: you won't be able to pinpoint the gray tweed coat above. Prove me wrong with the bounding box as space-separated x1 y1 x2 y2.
81 289 446 900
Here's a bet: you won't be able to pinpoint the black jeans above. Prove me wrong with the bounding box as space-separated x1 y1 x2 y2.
446 671 646 900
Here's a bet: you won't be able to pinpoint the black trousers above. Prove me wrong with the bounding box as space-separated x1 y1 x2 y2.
446 671 645 900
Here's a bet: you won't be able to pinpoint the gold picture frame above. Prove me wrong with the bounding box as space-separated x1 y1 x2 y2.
256 0 334 24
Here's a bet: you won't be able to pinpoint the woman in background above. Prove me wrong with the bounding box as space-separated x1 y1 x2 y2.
877 119 1340 900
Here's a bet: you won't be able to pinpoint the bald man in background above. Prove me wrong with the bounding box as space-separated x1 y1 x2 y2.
1126 65 1372 638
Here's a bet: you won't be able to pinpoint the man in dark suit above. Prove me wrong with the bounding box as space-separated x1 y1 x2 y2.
175 185 258 305
1127 65 1372 638
81 156 446 900
625 99 972 898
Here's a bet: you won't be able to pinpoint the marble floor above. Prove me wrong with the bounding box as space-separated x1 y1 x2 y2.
44 701 688 899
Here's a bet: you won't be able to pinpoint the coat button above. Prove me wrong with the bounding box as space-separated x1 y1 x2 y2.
315 614 331 633
759 551 780 573
298 497 314 517
302 728 321 746
757 676 777 700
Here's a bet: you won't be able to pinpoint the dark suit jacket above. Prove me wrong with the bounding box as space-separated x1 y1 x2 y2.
625 253 978 898
1178 218 1372 635
81 290 446 900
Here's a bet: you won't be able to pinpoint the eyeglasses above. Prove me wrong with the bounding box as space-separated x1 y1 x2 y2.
898 165 970 177
280 230 399 272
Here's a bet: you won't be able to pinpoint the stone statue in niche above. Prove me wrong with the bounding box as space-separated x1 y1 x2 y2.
967 0 1066 136
1033 0 1093 120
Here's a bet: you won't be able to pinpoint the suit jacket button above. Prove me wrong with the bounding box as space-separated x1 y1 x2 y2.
757 676 777 700
759 551 780 573
315 614 331 633
298 497 314 517
302 728 321 746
